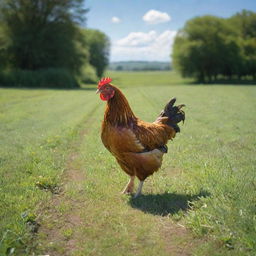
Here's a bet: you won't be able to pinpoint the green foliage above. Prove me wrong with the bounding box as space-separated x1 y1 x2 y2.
173 10 256 82
0 68 79 88
0 0 110 88
79 63 98 83
228 10 256 38
82 29 110 77
0 0 88 71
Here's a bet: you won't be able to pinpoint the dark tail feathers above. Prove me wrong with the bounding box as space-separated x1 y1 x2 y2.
158 98 185 133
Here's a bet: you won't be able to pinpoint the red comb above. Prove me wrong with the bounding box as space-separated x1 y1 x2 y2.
98 77 112 88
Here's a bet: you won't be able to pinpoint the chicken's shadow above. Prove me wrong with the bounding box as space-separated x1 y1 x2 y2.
129 190 210 216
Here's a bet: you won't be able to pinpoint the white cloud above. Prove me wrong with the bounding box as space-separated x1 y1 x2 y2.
111 16 121 24
116 31 157 47
111 30 177 62
143 10 171 25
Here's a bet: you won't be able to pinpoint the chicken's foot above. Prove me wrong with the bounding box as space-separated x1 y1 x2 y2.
134 181 144 198
122 176 135 194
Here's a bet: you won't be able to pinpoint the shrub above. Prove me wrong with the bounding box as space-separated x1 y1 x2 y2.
0 68 80 88
79 64 98 84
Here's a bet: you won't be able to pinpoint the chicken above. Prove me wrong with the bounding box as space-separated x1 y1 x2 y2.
97 77 185 197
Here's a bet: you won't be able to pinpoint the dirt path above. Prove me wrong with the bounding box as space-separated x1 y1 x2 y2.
36 108 99 255
37 152 85 254
38 163 198 256
36 105 203 256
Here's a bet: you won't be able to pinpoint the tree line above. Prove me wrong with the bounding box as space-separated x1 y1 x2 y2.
0 0 110 88
109 61 171 71
172 10 256 83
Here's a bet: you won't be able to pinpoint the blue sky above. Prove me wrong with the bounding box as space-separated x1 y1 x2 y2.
85 0 256 62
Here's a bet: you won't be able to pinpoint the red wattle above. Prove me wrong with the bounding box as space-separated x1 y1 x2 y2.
100 93 108 101
100 91 115 101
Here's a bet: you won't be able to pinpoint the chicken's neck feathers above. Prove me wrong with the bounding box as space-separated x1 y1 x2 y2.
104 87 137 127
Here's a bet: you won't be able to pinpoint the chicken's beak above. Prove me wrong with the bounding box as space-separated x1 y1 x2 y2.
96 89 100 94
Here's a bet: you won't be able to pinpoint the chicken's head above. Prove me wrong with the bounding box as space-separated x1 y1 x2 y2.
96 77 115 101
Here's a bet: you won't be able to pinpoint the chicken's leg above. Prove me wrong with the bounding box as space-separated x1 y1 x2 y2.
122 176 135 194
134 181 144 198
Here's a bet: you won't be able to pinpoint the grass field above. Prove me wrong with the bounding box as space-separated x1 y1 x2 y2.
0 71 256 255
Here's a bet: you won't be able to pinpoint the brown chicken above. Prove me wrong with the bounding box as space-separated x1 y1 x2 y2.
97 77 185 197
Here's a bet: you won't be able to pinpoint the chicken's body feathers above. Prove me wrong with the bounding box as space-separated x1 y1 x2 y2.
101 86 185 183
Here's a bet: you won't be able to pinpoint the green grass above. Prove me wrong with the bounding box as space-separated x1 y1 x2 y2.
0 71 256 255
0 88 97 254
105 70 193 87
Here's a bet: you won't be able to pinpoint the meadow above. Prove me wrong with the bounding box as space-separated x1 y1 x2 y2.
0 71 255 255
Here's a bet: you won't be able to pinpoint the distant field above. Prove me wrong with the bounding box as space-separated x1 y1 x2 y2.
104 70 194 87
108 61 171 71
0 71 256 255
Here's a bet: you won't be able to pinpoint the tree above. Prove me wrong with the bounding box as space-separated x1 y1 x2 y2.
83 29 110 77
0 0 88 73
0 21 9 69
172 16 241 82
228 10 256 78
172 11 256 82
228 10 256 39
